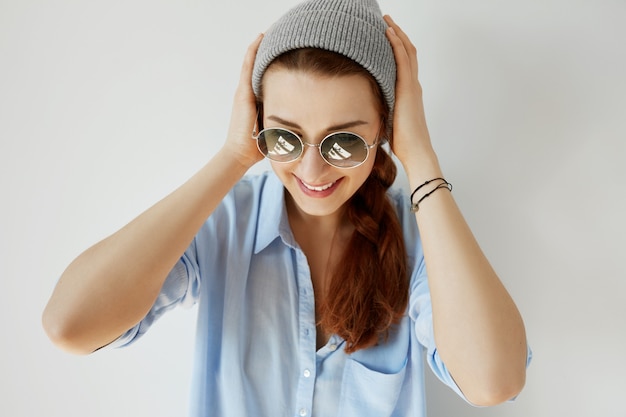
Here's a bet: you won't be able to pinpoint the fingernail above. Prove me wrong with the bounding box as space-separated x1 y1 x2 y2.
388 27 397 36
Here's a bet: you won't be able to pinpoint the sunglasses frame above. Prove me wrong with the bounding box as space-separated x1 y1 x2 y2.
252 116 382 169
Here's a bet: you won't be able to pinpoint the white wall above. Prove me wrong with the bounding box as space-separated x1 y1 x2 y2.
1 0 624 416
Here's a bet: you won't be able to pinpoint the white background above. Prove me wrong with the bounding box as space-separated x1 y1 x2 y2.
1 0 625 416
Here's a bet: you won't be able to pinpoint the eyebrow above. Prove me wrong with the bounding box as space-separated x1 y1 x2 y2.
266 115 369 132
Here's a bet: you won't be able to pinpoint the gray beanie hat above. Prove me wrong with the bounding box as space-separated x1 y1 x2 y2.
252 0 396 116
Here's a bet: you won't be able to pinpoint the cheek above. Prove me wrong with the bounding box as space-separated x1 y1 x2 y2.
354 149 379 184
360 149 378 177
349 160 376 193
269 160 293 181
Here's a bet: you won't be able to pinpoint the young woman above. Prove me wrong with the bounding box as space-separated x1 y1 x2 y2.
43 1 530 416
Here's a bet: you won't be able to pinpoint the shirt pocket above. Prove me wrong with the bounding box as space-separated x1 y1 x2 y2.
336 356 408 417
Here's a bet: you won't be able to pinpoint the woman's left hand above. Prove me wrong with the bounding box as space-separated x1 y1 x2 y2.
384 17 528 406
384 16 438 176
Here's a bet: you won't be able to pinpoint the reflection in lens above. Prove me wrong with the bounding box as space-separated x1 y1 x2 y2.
259 129 302 162
268 135 296 156
321 133 367 168
326 142 353 160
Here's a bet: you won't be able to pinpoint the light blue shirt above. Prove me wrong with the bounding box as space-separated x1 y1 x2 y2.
113 171 482 416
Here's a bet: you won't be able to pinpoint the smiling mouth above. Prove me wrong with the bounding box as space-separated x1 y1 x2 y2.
300 180 336 192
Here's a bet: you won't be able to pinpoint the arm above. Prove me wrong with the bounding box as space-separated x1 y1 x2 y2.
42 34 264 355
384 16 527 406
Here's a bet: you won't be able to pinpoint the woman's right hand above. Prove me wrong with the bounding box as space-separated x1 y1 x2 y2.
223 33 265 170
42 34 268 355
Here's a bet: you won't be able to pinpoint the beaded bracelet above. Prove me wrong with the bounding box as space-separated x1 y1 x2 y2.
410 178 453 212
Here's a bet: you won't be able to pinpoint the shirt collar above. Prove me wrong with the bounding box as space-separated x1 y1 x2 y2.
254 172 298 253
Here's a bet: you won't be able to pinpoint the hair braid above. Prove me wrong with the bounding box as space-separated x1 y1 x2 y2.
319 150 409 353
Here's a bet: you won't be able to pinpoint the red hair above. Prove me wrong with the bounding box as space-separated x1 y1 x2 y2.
261 49 408 353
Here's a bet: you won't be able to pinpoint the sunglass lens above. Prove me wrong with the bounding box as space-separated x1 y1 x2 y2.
320 133 368 168
257 129 302 162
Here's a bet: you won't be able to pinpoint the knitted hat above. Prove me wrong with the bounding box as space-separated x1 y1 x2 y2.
252 0 396 116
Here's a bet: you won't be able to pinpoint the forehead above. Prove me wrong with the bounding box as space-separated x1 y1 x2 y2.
261 68 381 124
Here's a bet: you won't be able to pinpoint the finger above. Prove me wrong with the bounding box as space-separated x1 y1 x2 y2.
384 15 418 77
238 33 264 94
384 22 414 83
227 34 265 148
384 15 417 57
232 33 264 136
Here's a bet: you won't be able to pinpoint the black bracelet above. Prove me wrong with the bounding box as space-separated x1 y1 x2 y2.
410 178 452 212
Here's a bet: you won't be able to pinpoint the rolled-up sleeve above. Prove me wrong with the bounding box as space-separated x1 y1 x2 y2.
109 247 201 348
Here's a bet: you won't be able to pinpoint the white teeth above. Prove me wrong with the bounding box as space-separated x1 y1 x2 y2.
302 180 335 191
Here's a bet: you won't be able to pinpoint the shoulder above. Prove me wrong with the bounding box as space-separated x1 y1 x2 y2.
386 185 423 261
386 186 408 209
206 171 284 231
385 186 412 224
220 171 278 211
231 171 275 195
198 171 285 255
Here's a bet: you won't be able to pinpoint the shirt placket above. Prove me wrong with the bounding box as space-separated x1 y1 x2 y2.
293 248 317 417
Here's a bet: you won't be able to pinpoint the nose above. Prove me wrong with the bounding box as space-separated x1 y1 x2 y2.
297 142 329 176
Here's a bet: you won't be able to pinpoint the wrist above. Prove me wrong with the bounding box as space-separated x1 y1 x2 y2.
398 145 443 186
213 147 259 176
217 144 262 172
409 177 452 213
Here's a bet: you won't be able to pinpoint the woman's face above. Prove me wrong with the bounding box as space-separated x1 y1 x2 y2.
261 68 382 221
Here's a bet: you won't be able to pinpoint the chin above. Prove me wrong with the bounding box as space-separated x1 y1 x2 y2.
290 193 348 218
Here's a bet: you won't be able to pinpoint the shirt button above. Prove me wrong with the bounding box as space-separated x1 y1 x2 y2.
299 408 308 416
303 369 311 378
329 343 337 351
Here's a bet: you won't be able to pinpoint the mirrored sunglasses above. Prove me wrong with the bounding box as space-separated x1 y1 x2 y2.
253 126 379 169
